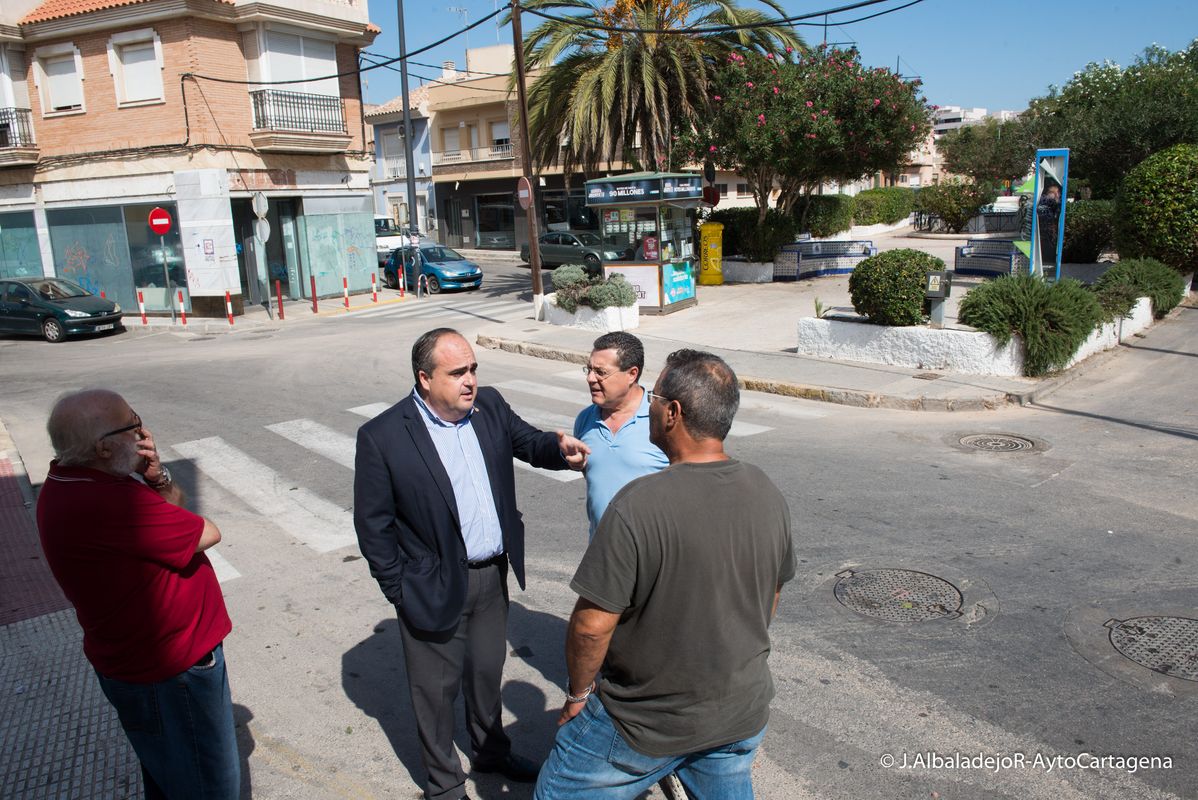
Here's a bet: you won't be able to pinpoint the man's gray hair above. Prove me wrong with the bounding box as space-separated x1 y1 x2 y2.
411 327 461 383
47 389 121 467
658 349 740 441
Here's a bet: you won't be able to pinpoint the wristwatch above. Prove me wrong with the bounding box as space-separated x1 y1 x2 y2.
147 465 173 489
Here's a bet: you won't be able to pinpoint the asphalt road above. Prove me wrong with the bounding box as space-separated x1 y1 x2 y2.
2 281 1195 799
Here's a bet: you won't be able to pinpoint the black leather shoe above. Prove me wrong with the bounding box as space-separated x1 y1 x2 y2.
473 752 541 782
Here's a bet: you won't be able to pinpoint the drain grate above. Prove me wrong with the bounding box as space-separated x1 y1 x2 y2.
834 569 963 623
1105 616 1198 682
959 433 1035 452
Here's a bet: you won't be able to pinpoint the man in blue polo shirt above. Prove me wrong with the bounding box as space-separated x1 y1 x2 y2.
574 332 669 538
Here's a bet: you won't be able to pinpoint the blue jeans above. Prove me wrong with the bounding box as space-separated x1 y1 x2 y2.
533 694 765 800
95 643 240 800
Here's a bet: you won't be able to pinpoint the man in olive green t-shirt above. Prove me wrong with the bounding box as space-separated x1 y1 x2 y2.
534 349 794 799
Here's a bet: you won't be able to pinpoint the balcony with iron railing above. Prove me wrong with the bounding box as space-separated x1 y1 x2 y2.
248 89 352 153
430 142 514 168
0 108 38 167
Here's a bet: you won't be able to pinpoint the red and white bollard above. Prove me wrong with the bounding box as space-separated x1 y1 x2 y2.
310 276 319 314
225 290 234 326
371 273 378 303
275 279 285 320
342 276 350 309
177 291 187 326
137 291 148 325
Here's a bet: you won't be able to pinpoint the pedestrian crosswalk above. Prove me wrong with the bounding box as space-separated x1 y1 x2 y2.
351 297 533 324
168 368 812 585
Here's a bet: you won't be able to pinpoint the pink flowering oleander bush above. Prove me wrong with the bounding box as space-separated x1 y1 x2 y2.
678 46 931 231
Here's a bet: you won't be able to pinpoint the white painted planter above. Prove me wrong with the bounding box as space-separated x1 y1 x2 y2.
721 260 773 283
796 297 1156 376
543 292 639 331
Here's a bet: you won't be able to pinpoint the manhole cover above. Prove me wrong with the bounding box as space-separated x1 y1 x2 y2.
1105 616 1198 682
959 433 1035 452
913 372 942 381
834 569 963 623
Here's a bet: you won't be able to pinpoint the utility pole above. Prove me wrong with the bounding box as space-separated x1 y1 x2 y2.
511 1 545 316
397 0 420 239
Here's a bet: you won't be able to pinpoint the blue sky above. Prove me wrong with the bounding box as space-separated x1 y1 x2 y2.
360 0 1198 112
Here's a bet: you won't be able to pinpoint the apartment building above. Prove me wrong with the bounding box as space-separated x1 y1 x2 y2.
365 83 432 235
0 0 378 317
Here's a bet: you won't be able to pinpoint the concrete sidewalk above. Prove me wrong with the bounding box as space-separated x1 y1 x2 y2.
0 419 142 799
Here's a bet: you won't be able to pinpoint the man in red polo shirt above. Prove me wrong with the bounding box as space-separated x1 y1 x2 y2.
37 388 239 800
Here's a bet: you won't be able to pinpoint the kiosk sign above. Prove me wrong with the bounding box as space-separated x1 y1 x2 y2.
584 173 703 206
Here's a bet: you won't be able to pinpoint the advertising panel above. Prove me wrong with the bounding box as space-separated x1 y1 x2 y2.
662 260 695 305
606 264 660 307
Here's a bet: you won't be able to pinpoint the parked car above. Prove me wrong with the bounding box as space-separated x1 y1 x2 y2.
519 231 623 274
383 244 482 294
0 277 123 343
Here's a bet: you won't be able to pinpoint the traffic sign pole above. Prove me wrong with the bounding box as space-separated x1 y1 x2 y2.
161 234 175 325
148 208 175 325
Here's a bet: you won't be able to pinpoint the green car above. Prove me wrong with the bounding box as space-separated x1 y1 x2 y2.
0 277 124 343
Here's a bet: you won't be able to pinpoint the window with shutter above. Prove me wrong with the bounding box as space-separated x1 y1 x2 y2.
44 54 82 111
120 41 161 102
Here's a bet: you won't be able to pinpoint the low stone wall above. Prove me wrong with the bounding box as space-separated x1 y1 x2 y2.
797 297 1155 376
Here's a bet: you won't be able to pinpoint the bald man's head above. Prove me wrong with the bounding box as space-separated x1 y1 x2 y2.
47 389 138 471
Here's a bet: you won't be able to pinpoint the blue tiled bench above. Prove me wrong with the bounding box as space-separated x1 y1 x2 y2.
953 239 1028 276
775 240 878 280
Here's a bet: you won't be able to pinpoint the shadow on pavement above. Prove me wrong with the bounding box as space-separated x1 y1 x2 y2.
233 703 256 799
341 618 424 789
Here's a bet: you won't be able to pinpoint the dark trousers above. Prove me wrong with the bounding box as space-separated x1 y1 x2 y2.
399 561 512 800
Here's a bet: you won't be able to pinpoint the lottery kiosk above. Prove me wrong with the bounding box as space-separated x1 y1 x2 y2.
584 172 703 315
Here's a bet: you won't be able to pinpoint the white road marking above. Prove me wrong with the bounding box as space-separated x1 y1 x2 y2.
266 419 356 470
348 402 391 419
495 379 590 406
171 437 356 554
206 549 241 583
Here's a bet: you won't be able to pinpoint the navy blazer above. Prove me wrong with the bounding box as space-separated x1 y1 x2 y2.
353 386 568 632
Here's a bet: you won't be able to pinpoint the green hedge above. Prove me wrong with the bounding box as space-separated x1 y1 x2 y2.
852 188 915 226
1092 258 1185 319
796 194 854 238
958 275 1105 376
1115 144 1198 273
915 180 995 233
705 208 797 262
848 249 943 326
1061 199 1115 263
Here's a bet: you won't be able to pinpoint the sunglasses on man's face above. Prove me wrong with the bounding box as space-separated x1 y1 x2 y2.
99 412 142 441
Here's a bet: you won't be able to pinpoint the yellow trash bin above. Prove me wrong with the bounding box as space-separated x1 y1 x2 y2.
699 221 724 285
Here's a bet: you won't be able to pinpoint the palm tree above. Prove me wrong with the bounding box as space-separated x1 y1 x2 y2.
515 0 802 175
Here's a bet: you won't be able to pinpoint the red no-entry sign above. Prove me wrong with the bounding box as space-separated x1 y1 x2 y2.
148 207 172 235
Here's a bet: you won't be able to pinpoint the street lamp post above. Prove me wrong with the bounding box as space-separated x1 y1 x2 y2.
396 0 420 241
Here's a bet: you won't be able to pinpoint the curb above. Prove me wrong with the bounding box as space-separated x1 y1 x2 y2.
475 335 1012 413
0 416 38 524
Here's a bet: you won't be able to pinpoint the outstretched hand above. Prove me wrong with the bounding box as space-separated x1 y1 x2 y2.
557 431 590 471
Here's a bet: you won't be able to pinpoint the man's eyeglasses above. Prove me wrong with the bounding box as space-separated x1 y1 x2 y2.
646 391 674 407
582 365 625 381
99 412 141 441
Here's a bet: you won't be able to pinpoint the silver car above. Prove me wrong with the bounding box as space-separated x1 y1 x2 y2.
520 230 624 275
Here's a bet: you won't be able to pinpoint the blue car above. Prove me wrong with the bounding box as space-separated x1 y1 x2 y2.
383 245 482 294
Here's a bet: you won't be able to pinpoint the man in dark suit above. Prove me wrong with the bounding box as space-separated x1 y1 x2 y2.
354 327 589 800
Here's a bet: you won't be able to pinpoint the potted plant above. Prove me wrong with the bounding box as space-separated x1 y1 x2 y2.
543 264 639 331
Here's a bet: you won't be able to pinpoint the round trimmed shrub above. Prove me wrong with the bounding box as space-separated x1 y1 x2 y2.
848 249 944 326
1115 144 1198 273
915 180 995 233
1061 199 1115 263
1092 257 1185 319
958 275 1105 376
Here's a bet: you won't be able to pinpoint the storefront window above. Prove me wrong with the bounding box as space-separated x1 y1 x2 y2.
124 203 187 312
476 193 514 249
296 196 374 298
0 212 41 279
46 206 135 308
